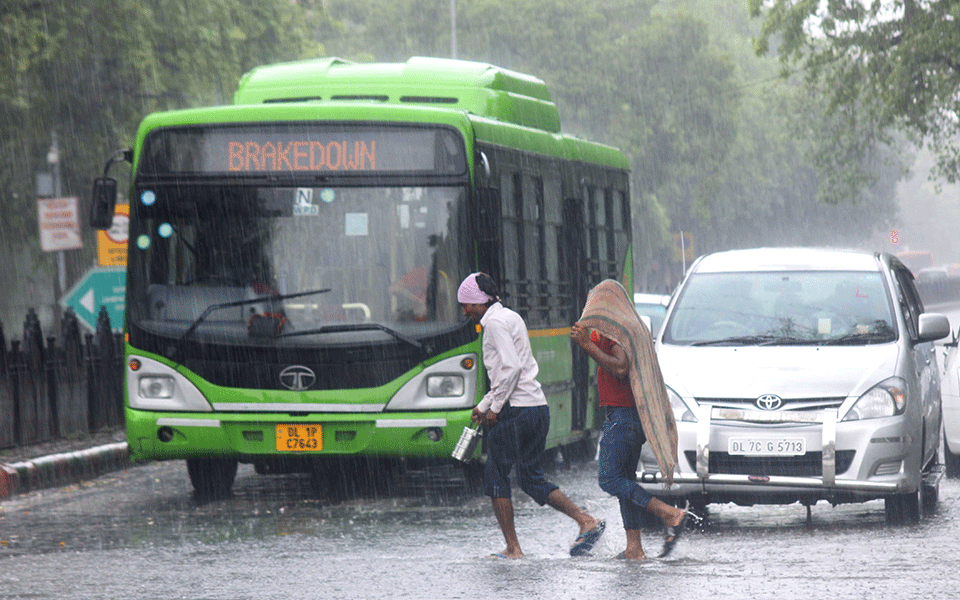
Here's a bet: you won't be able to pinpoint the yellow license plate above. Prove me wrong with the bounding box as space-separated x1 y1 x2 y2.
275 424 322 451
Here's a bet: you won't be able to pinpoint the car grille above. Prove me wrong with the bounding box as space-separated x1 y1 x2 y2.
695 397 846 411
683 450 856 477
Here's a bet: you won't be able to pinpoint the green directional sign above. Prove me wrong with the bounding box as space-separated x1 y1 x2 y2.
61 267 126 331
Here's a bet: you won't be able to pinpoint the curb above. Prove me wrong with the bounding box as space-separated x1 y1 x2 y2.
0 442 131 500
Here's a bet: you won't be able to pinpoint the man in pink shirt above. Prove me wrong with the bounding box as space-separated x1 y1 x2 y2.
458 272 605 559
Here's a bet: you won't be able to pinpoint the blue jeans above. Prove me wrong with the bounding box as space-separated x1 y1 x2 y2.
484 404 558 505
598 406 654 530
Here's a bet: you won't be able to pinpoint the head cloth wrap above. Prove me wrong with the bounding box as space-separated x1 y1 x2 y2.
457 273 494 304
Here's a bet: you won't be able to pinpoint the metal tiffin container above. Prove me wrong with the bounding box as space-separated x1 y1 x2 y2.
451 421 482 462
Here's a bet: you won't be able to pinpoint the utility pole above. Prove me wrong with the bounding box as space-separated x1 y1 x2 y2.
47 132 67 299
450 0 457 59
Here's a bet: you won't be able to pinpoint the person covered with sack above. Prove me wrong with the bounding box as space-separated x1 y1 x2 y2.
571 279 701 560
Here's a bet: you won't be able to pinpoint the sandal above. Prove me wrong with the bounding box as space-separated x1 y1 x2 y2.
658 502 702 558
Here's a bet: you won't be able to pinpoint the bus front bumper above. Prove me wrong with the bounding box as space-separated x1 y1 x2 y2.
125 409 475 462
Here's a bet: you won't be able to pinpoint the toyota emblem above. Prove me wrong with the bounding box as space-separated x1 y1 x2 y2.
279 365 316 391
756 394 783 410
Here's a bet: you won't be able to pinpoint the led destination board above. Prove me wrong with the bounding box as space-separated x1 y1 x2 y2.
139 124 466 176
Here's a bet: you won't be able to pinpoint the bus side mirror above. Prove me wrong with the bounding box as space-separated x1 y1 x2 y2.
90 177 117 229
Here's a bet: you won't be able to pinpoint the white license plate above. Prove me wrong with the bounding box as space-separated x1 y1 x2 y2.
728 437 806 456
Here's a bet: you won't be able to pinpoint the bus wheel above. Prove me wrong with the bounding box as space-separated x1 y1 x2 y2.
562 437 598 465
187 458 238 497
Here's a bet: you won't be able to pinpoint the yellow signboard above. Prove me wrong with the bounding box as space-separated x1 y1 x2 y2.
97 205 129 267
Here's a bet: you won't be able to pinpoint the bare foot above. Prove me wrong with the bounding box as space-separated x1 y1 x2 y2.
664 507 686 529
618 549 647 561
578 516 603 537
492 549 524 559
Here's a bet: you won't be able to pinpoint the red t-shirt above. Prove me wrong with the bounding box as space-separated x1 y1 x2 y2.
591 330 634 408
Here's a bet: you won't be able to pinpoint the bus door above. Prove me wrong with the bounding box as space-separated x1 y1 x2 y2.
562 197 589 431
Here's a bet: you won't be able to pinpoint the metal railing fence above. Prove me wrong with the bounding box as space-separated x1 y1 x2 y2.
0 306 123 450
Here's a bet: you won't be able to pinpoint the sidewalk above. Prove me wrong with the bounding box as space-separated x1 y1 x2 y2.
0 429 132 499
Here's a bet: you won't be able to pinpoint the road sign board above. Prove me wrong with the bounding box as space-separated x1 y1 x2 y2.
38 196 82 251
61 268 126 331
97 204 129 267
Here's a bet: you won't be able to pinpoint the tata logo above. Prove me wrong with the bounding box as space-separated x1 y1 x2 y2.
279 365 316 391
756 394 783 410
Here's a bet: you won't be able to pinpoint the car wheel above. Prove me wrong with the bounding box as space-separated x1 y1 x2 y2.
884 488 921 524
944 436 960 478
921 450 940 513
921 478 939 513
186 457 238 497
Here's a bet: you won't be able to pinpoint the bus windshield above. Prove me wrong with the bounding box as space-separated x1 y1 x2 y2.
128 183 470 347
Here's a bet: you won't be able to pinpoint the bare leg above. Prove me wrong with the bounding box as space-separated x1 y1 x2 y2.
545 488 601 535
491 497 524 558
621 529 647 560
645 497 686 528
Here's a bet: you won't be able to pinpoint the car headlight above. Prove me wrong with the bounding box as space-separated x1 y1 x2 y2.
426 374 465 397
667 386 697 422
842 377 907 421
139 375 175 399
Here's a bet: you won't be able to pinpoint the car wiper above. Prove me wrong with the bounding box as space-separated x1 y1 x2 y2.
756 336 823 346
279 322 423 352
690 334 821 347
173 288 331 359
820 331 895 345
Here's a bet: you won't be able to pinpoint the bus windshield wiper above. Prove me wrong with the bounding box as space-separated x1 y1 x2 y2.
173 288 331 359
279 322 423 352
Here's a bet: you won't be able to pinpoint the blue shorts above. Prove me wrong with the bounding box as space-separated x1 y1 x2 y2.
484 404 558 505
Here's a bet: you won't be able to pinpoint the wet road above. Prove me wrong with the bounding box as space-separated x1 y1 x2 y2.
2 456 960 600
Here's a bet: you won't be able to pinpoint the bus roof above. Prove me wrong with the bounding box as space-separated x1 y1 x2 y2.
233 56 562 133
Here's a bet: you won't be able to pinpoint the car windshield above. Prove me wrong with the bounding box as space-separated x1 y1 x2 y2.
635 302 668 335
662 270 896 346
127 184 470 346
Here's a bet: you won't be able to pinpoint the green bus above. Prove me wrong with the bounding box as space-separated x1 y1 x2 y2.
90 57 632 496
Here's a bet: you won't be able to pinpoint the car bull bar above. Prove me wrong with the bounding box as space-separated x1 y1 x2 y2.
639 405 901 493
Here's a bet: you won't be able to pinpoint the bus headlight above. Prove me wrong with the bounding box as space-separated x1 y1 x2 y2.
427 374 465 397
139 376 175 399
127 355 213 412
385 354 477 410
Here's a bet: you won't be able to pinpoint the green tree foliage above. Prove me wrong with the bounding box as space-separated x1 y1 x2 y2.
749 0 960 183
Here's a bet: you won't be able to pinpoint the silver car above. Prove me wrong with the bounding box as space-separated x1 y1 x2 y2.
940 333 960 477
634 292 671 336
640 247 950 523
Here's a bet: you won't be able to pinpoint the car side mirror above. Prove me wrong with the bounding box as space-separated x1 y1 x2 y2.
918 313 950 343
90 177 117 229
